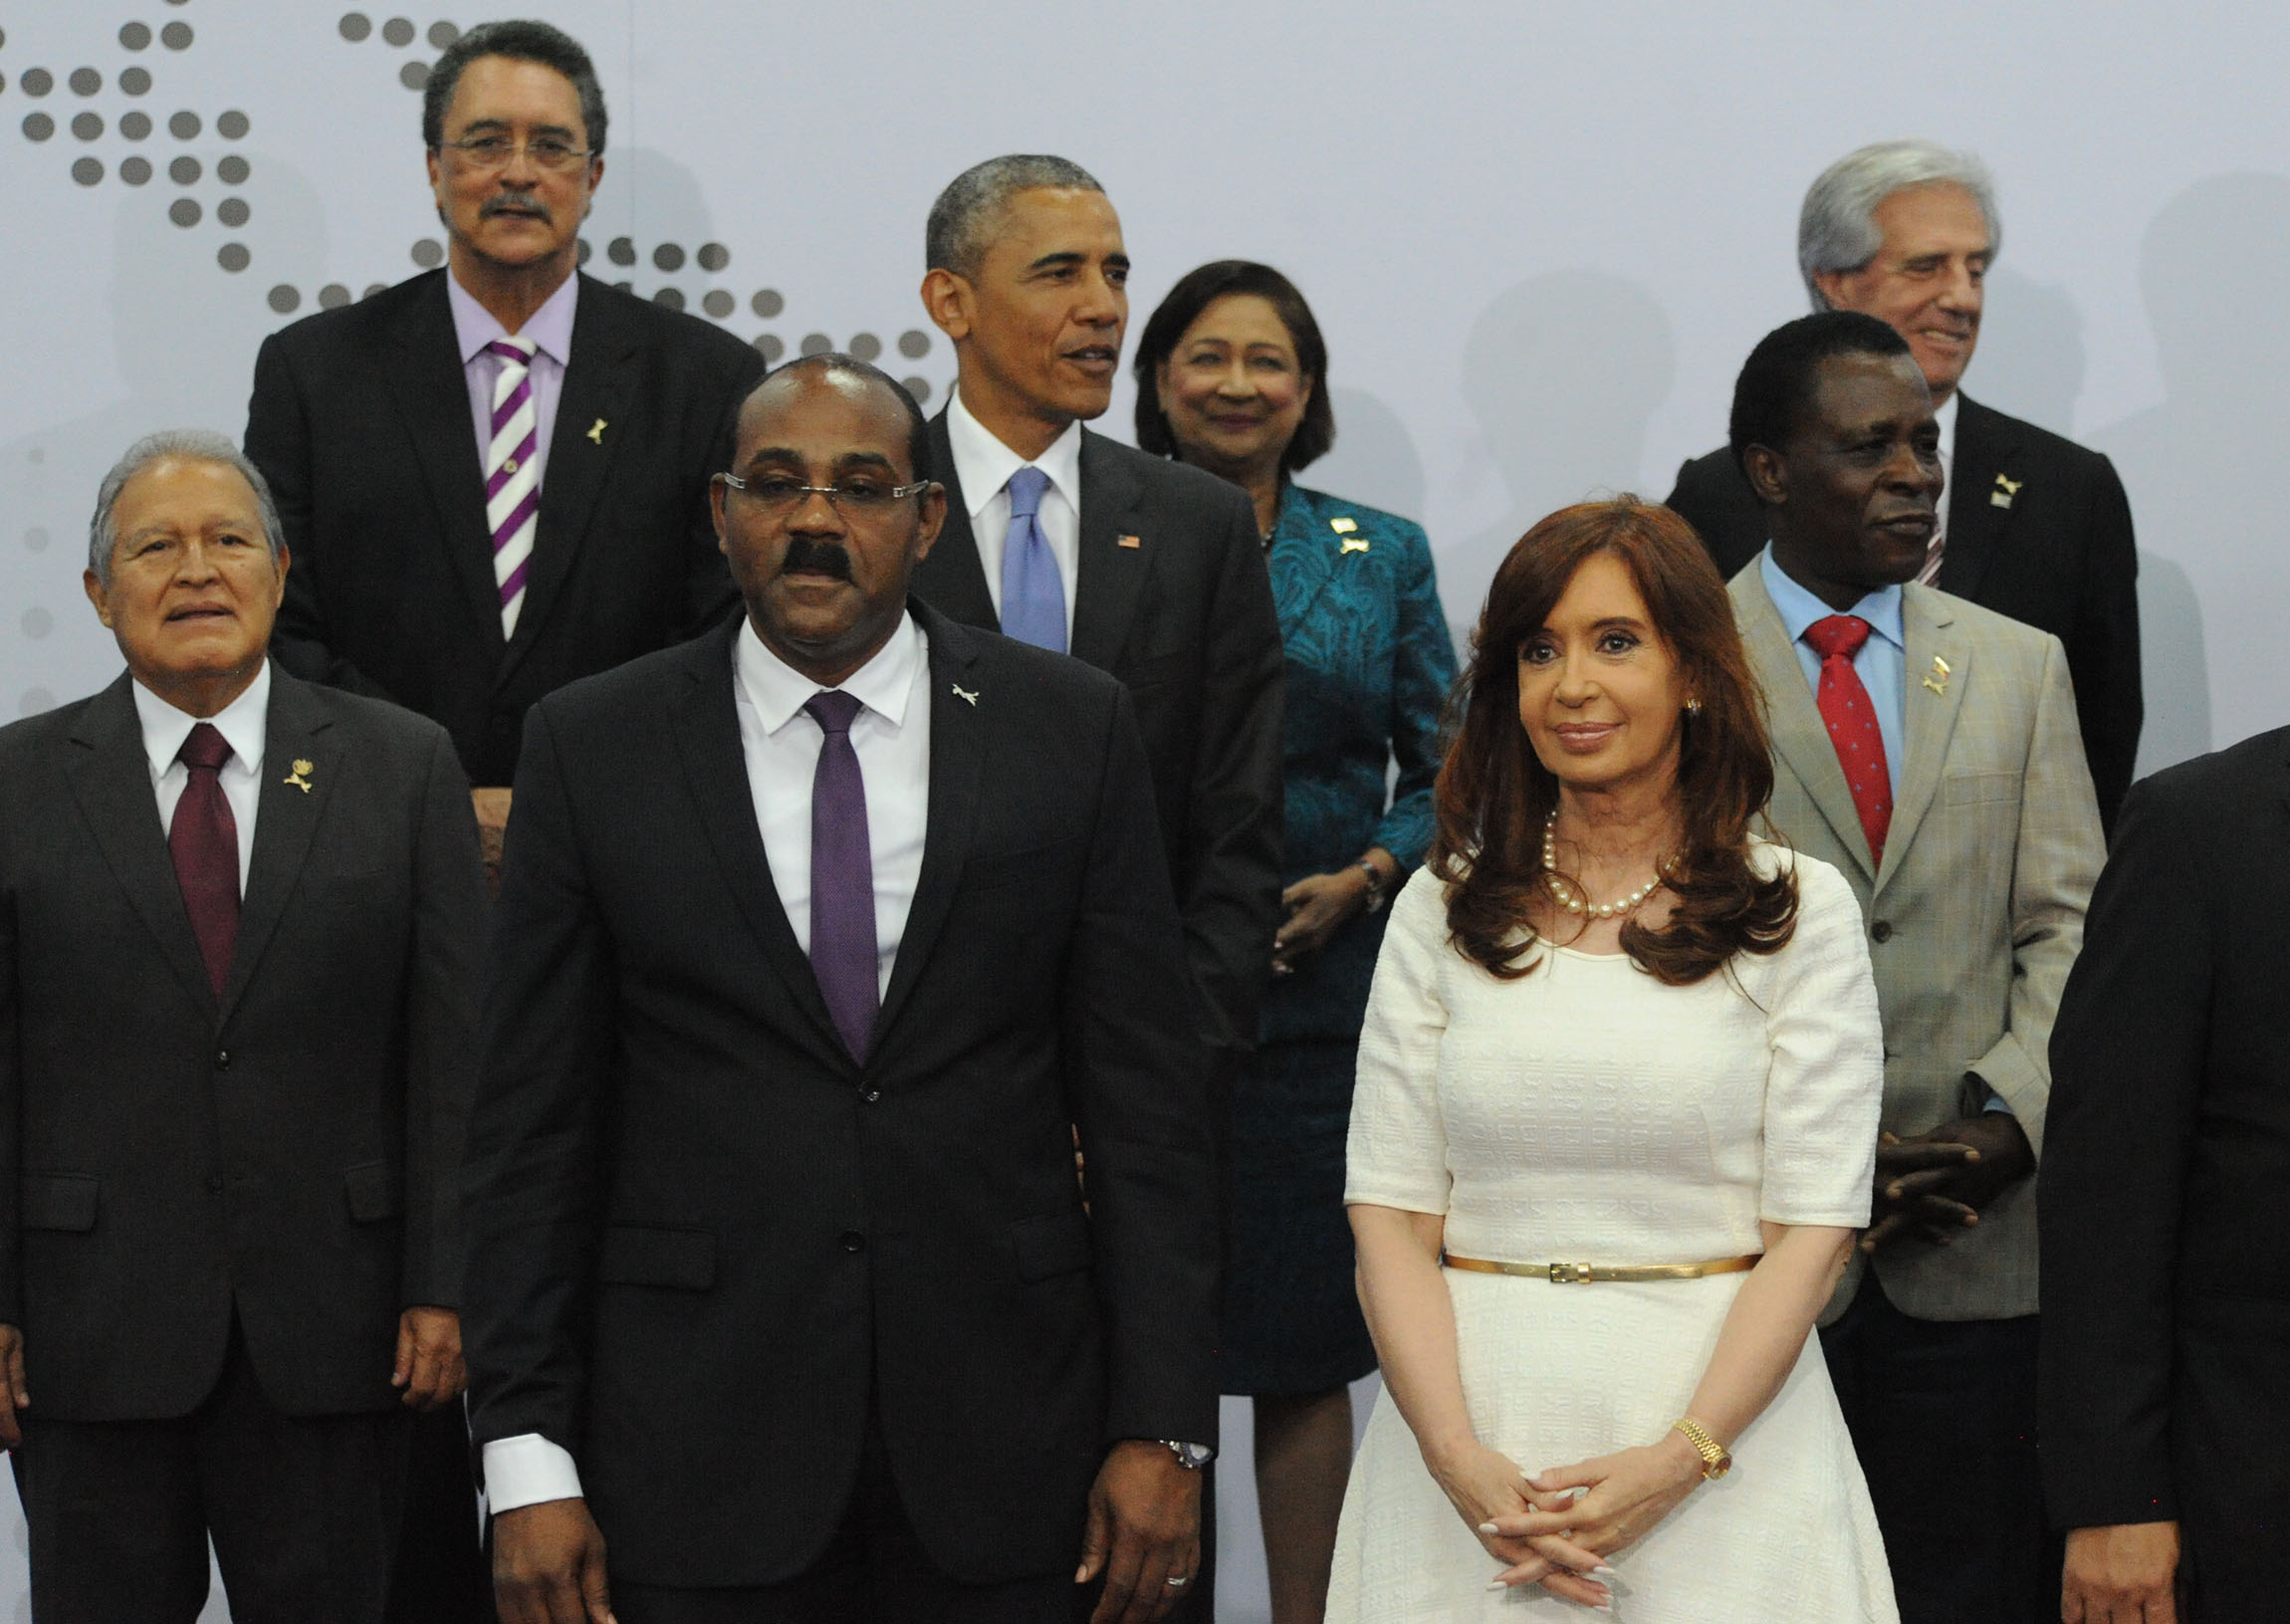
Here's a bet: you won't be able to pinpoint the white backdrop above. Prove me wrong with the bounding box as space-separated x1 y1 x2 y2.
4 0 2288 1616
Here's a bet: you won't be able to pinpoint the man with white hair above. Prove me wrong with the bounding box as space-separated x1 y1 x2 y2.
1668 139 2142 828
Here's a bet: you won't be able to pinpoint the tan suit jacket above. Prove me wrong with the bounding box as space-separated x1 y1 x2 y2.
1730 567 2104 1321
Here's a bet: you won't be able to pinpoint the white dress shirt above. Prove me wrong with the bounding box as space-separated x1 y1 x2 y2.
944 385 1084 640
482 612 935 1514
131 659 270 894
1921 389 1959 582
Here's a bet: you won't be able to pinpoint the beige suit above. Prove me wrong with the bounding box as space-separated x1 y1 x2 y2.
1730 567 2104 1322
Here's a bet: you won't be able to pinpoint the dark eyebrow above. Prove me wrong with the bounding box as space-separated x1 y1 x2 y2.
453 116 579 139
1026 251 1086 274
742 447 900 475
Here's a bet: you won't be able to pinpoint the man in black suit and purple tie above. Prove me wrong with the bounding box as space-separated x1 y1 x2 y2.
464 355 1221 1624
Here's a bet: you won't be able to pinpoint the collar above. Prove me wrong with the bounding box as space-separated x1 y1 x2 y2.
946 385 1084 521
733 610 926 736
131 658 272 780
1758 545 1906 653
447 267 578 365
1935 390 1959 468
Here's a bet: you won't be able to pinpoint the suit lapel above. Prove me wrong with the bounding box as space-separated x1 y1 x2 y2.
221 672 338 1022
1266 485 1343 635
1935 394 2023 604
917 412 999 628
1069 429 1151 670
1878 585 1970 897
669 619 851 1070
64 677 217 1021
871 606 985 1053
1732 572 1880 883
383 274 506 657
508 275 640 685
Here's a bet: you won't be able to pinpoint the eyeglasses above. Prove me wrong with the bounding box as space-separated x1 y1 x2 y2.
718 471 933 518
436 134 593 173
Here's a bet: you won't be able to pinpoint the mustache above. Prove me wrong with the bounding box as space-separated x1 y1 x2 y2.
779 536 853 580
481 192 551 221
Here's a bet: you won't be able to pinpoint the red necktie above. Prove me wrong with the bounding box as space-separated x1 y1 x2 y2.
1801 615 1892 866
169 722 240 1001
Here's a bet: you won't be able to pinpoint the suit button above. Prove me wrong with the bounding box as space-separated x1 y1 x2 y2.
863 1089 881 1104
214 1049 231 1069
1871 921 1894 943
839 1231 866 1254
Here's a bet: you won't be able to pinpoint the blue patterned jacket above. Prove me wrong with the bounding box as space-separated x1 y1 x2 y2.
1261 483 1459 1045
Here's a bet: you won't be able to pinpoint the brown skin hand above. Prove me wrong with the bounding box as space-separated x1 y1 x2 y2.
1076 1440 1204 1623
493 1498 614 1624
1862 1111 2033 1253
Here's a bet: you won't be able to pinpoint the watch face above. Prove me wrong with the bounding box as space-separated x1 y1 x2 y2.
1166 1441 1214 1469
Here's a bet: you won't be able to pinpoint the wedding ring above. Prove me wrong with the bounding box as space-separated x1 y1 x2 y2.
1165 1575 1191 1587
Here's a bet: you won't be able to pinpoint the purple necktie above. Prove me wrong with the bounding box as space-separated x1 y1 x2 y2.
169 722 240 1002
804 691 877 1063
999 465 1065 652
485 336 540 636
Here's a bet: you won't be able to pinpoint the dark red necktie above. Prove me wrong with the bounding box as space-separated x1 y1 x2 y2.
169 722 240 1001
1802 614 1893 867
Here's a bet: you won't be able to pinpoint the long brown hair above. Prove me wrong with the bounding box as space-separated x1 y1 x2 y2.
1432 498 1796 984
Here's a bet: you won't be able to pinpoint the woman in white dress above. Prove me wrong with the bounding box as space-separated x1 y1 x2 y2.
1330 499 1896 1621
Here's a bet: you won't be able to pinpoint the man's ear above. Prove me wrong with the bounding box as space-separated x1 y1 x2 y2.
709 474 731 554
82 568 114 629
1742 444 1788 508
921 268 972 343
911 482 947 565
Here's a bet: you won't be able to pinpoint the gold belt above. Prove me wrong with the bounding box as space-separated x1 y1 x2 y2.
1442 1252 1760 1284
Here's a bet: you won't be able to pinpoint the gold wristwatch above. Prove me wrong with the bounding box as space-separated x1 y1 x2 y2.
1672 1417 1731 1480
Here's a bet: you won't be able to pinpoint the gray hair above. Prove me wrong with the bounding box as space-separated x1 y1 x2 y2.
1798 140 2002 310
926 154 1104 281
89 429 285 585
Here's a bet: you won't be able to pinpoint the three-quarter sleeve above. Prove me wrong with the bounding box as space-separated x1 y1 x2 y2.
1757 856 1884 1227
1344 870 1455 1215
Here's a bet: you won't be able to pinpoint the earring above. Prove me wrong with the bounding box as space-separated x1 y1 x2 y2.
1685 698 1704 717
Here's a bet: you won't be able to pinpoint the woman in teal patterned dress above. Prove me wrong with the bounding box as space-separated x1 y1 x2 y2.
1135 262 1459 1624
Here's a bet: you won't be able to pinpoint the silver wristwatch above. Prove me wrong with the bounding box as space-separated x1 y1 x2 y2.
1161 1440 1214 1470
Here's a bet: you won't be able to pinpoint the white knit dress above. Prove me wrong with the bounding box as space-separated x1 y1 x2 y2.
1329 847 1898 1622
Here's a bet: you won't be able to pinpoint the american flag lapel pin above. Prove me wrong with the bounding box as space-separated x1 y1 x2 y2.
1116 534 1141 550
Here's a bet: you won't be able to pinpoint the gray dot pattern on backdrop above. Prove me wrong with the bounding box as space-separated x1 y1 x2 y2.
849 333 881 361
169 154 200 184
320 283 351 309
121 111 152 138
21 608 52 641
120 68 151 96
411 237 443 267
23 528 50 554
576 238 591 265
269 285 301 315
702 290 734 319
399 61 428 91
653 243 684 272
161 22 192 50
121 154 152 184
752 289 784 318
607 237 634 266
340 13 373 42
121 22 152 50
902 376 932 403
218 154 248 183
169 110 199 138
71 112 102 139
381 17 414 47
23 113 55 141
218 197 249 226
169 197 200 226
428 21 460 49
218 242 250 271
364 283 388 299
21 68 53 97
753 334 786 363
72 156 102 185
800 333 831 356
697 243 729 272
653 288 686 312
218 111 249 138
69 68 101 96
899 329 931 358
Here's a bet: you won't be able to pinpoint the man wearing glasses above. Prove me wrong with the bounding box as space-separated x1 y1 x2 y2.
240 20 762 1617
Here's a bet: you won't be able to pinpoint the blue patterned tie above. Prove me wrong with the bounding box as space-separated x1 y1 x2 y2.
803 690 877 1063
998 465 1065 652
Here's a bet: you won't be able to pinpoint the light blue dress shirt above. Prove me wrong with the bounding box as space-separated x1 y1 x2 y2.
1758 545 1905 793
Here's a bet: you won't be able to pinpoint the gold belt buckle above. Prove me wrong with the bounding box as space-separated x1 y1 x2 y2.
1548 1261 1594 1284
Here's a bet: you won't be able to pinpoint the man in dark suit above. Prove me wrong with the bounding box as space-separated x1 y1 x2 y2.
1667 139 2142 827
2040 725 2290 1624
243 18 765 806
465 356 1220 1624
0 431 487 1621
910 153 1284 1086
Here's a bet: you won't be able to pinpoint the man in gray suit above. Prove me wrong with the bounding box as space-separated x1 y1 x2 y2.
1719 312 2102 1624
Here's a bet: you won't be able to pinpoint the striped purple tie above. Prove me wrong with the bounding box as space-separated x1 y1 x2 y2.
485 336 540 636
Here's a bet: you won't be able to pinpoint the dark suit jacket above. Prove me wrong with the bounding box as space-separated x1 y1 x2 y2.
0 669 487 1422
912 414 1284 1062
2039 727 2290 1618
460 606 1220 1587
244 270 767 787
1666 392 2142 826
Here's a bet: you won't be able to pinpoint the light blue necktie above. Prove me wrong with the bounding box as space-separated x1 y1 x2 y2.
998 465 1066 653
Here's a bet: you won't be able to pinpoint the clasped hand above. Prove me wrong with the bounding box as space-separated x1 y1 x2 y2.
1476 1430 1708 1596
1428 1438 1615 1608
1271 867 1370 974
1862 1111 2033 1253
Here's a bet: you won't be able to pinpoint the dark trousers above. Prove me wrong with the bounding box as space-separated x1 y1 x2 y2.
384 1402 494 1623
1821 1273 2061 1624
613 1412 1094 1624
10 1324 409 1624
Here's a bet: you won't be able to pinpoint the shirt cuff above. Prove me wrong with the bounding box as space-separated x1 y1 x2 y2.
1982 1089 2016 1116
482 1433 584 1512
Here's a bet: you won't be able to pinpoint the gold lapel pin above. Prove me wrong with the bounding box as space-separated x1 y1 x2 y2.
1922 655 1951 697
1340 536 1370 555
1330 517 1358 533
1115 534 1141 550
587 417 607 445
951 683 979 706
1990 473 2021 509
1330 516 1368 553
284 759 315 793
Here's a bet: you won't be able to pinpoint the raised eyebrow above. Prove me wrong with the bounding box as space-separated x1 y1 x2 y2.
1025 251 1086 274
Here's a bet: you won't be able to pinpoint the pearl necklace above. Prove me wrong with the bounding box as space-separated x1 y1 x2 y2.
1540 811 1676 920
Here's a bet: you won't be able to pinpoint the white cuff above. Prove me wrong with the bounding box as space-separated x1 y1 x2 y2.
482 1433 584 1513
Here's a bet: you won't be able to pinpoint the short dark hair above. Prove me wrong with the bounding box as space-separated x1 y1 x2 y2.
1131 260 1337 474
925 155 1102 281
1727 310 1910 477
740 354 933 484
422 20 608 156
